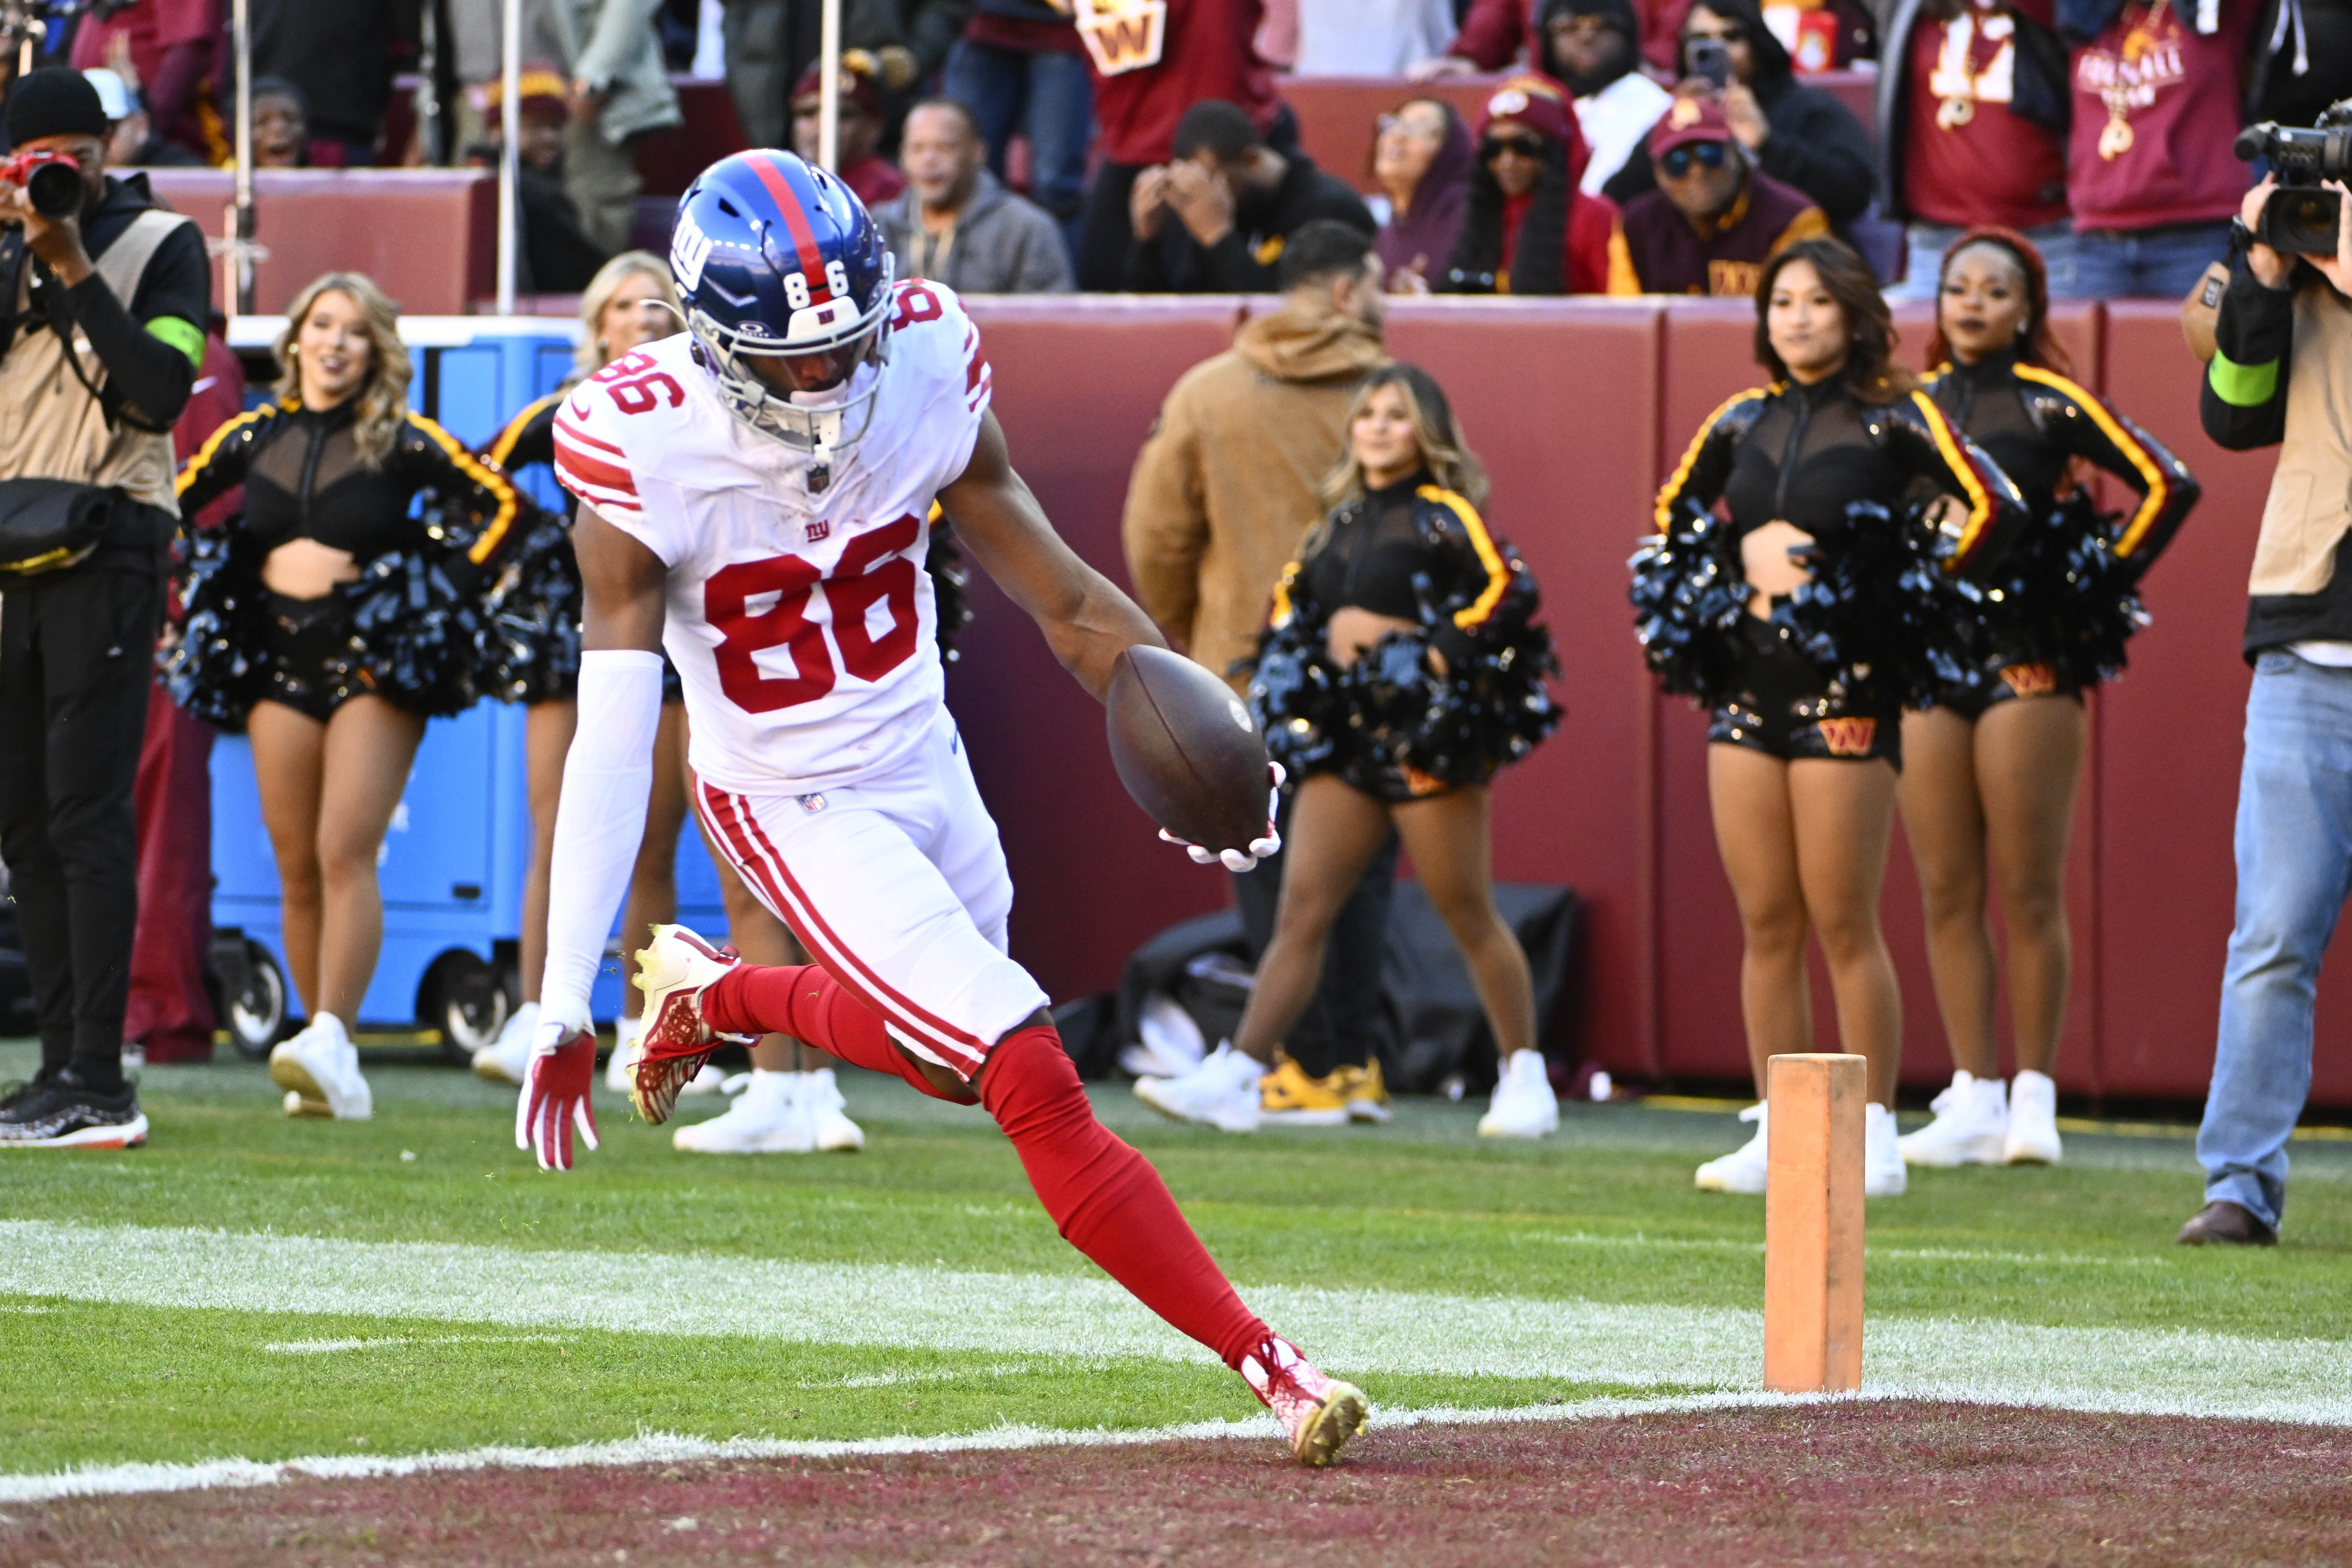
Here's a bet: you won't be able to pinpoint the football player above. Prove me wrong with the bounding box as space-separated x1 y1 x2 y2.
518 150 1362 1466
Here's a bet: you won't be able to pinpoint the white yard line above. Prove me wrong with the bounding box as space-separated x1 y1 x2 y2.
3 1215 2350 1503
0 1391 1820 1505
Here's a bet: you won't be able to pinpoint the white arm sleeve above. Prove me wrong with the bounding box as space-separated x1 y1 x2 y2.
538 649 666 1029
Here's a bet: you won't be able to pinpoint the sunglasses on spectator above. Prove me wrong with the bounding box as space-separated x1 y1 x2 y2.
1659 141 1730 178
1481 135 1548 161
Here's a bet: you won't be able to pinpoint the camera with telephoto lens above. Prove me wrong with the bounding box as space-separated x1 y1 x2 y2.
0 149 83 221
2234 99 2352 257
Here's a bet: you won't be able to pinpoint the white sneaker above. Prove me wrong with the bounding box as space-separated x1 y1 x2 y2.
1134 1042 1263 1132
672 1069 816 1154
1478 1049 1560 1139
270 1014 371 1120
471 1001 538 1086
800 1068 865 1151
1864 1102 1907 1197
605 1014 645 1094
1897 1071 2008 1166
2003 1069 2064 1165
1694 1103 1767 1193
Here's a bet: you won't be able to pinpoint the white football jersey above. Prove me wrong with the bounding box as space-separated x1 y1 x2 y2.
553 280 994 793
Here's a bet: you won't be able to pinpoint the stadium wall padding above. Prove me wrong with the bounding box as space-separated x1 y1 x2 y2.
958 294 2352 1105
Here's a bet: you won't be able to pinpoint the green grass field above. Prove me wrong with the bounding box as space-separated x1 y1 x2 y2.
5 1039 2351 1488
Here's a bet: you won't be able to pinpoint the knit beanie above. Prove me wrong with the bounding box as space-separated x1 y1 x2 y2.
6 67 111 146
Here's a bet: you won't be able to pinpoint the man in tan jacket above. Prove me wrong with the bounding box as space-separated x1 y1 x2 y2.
1120 220 1394 1123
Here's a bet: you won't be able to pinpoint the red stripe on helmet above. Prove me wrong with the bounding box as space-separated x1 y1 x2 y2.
742 152 832 304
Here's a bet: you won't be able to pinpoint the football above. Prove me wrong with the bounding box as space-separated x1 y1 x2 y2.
1105 645 1272 855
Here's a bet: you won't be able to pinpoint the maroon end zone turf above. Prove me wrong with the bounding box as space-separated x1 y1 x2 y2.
11 1402 2351 1567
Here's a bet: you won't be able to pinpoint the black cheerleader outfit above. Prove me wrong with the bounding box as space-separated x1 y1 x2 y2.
1922 347 2200 714
482 390 592 705
1634 377 2028 768
1249 472 1558 802
167 396 521 728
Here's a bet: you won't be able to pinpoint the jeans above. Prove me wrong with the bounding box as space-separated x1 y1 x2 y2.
2196 651 2352 1230
943 39 1093 232
2072 221 2231 300
1230 789 1399 1078
1888 218 2079 300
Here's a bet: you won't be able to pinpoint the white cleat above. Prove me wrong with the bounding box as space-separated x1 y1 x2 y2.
1898 1071 2008 1167
2003 1069 2064 1165
673 1069 817 1154
270 1013 371 1120
800 1068 865 1151
1694 1103 1767 1193
629 924 748 1124
1478 1049 1560 1139
1240 1335 1368 1467
1864 1102 1907 1197
1134 1042 1263 1132
471 1001 539 1086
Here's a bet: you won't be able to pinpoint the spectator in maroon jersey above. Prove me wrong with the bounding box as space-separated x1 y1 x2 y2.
1619 89 1829 293
792 56 907 209
1371 96 1474 293
2063 0 2260 299
1439 74 1637 294
126 321 246 1066
1071 0 1280 290
1878 0 2075 298
68 0 219 161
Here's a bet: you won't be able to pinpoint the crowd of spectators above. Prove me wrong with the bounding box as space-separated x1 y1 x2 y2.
0 0 2346 300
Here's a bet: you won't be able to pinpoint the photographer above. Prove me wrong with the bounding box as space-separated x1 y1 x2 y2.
0 69 208 1149
2178 160 2352 1246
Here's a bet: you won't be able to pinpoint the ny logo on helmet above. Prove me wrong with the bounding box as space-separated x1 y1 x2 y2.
672 211 715 292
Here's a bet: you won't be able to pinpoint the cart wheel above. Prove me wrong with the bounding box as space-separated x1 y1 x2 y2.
225 939 287 1060
426 950 509 1067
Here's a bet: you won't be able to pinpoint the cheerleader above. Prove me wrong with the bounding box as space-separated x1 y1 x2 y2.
1896 228 2198 1170
468 252 861 1154
1632 238 2026 1197
1134 364 1562 1137
169 272 519 1119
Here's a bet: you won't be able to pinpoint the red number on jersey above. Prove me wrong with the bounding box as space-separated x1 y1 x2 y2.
702 516 928 713
705 555 834 712
608 371 686 416
590 350 657 383
827 515 922 681
890 282 944 332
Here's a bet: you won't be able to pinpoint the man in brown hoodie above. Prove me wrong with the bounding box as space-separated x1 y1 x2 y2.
1121 220 1394 1122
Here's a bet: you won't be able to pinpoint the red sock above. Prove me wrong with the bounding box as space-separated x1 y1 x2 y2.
703 962 954 1100
979 1025 1271 1372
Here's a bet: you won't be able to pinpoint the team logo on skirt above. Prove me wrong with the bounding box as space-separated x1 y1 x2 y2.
1999 662 2059 697
1815 717 1878 757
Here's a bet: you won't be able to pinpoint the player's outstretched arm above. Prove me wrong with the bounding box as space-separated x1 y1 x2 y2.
940 409 1167 702
517 506 671 1171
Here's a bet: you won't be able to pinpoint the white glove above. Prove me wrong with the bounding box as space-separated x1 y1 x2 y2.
1158 761 1285 872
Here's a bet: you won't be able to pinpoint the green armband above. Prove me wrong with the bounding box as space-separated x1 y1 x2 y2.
2208 347 2279 408
145 315 205 369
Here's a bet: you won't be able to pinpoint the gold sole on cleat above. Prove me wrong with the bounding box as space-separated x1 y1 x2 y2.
1294 1383 1369 1467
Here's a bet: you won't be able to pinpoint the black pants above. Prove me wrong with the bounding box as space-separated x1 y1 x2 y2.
1230 789 1399 1077
0 544 165 1088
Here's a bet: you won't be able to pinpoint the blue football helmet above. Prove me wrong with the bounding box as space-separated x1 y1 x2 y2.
669 149 896 460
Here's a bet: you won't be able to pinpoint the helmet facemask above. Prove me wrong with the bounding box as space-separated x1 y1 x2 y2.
687 249 897 486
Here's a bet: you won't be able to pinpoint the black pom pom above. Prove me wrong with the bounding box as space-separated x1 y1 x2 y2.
1974 491 2148 688
476 513 583 705
1773 499 1979 711
162 525 269 731
1630 500 1749 700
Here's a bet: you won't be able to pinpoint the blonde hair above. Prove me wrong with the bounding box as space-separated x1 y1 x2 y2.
1316 363 1488 517
576 251 684 378
274 272 411 468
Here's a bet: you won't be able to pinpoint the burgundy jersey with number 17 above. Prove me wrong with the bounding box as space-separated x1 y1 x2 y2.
553 279 993 794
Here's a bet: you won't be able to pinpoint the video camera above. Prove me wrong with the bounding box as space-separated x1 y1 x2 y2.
0 149 80 219
2234 98 2352 257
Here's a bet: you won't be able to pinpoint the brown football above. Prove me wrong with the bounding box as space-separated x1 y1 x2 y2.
1105 645 1271 854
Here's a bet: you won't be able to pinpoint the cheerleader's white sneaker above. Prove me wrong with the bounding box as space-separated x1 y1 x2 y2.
270 1014 370 1120
2003 1069 2064 1165
1694 1103 1768 1193
1864 1102 1907 1197
1897 1071 2008 1166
